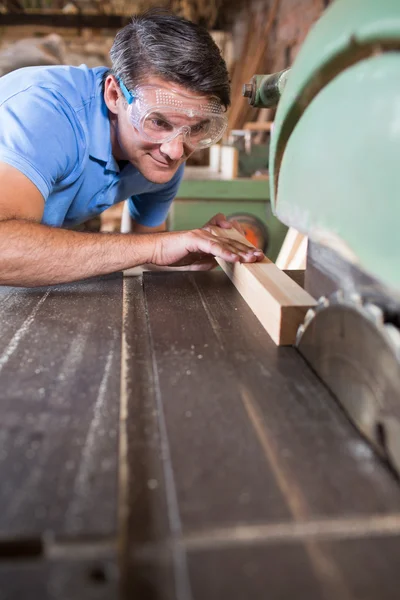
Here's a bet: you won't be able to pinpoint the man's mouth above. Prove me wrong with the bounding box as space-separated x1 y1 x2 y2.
149 154 175 168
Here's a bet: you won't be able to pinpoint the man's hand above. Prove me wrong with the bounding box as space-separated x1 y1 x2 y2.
150 228 264 271
203 212 245 236
0 166 263 286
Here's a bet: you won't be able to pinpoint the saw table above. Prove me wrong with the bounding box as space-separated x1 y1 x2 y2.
1 272 400 599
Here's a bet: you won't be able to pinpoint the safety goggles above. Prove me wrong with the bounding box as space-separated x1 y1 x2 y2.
117 78 228 150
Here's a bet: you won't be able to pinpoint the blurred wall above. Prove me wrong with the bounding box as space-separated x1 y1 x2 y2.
267 0 331 72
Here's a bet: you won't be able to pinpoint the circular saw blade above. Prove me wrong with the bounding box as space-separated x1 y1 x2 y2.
296 292 400 475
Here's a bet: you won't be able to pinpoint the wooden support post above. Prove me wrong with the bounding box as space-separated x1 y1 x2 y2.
210 227 317 346
243 121 273 132
276 227 308 270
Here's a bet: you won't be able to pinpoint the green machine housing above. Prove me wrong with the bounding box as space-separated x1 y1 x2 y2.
248 0 400 477
269 0 400 296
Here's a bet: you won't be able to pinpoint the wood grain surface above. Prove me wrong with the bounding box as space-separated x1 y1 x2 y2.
123 271 400 600
0 274 122 599
210 226 316 344
1 270 400 599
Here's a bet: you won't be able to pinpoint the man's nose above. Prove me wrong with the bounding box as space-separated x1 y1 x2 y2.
160 133 186 160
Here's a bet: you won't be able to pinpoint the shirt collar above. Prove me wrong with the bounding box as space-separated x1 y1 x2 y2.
88 79 120 173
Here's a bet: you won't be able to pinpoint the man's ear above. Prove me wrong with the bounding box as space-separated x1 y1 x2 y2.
104 75 120 115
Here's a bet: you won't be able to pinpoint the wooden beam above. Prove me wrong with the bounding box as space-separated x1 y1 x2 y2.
210 226 317 345
283 269 305 288
243 121 273 132
0 13 129 28
276 227 308 270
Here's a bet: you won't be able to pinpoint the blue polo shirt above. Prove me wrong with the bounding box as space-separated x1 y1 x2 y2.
0 64 184 227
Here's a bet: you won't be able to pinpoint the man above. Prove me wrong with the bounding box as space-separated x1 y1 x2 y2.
0 10 263 287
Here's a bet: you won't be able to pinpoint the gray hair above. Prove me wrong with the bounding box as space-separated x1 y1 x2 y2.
104 9 230 108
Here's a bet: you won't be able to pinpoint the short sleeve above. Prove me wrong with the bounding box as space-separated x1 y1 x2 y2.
128 163 185 227
0 86 83 200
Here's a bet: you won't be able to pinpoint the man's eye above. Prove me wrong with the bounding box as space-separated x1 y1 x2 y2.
151 119 171 130
190 122 210 136
191 123 205 134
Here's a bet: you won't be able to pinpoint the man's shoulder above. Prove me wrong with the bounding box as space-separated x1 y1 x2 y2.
0 64 108 110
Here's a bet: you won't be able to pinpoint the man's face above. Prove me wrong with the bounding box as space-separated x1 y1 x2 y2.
106 75 214 184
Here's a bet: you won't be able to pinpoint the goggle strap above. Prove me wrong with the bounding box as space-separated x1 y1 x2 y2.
117 76 135 105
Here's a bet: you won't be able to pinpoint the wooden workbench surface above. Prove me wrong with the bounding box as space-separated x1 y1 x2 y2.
0 274 122 599
1 271 400 599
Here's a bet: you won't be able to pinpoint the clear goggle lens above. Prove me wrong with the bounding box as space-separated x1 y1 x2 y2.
138 109 227 149
120 82 228 149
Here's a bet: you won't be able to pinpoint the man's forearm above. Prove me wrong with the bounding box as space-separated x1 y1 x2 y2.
0 219 155 287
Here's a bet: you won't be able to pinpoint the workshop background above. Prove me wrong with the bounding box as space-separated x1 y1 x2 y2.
0 0 330 260
3 1 400 599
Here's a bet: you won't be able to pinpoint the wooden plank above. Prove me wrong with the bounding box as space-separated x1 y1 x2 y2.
0 274 122 539
124 271 400 599
0 13 128 28
243 121 273 131
0 552 118 600
276 226 308 270
284 269 305 288
287 235 308 269
219 146 239 179
186 535 400 600
0 275 123 599
121 276 177 599
141 272 293 530
190 272 400 516
131 534 400 600
210 226 316 345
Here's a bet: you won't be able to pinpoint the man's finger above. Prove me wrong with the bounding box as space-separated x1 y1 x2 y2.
204 238 262 263
230 219 246 236
204 213 232 229
217 220 233 229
